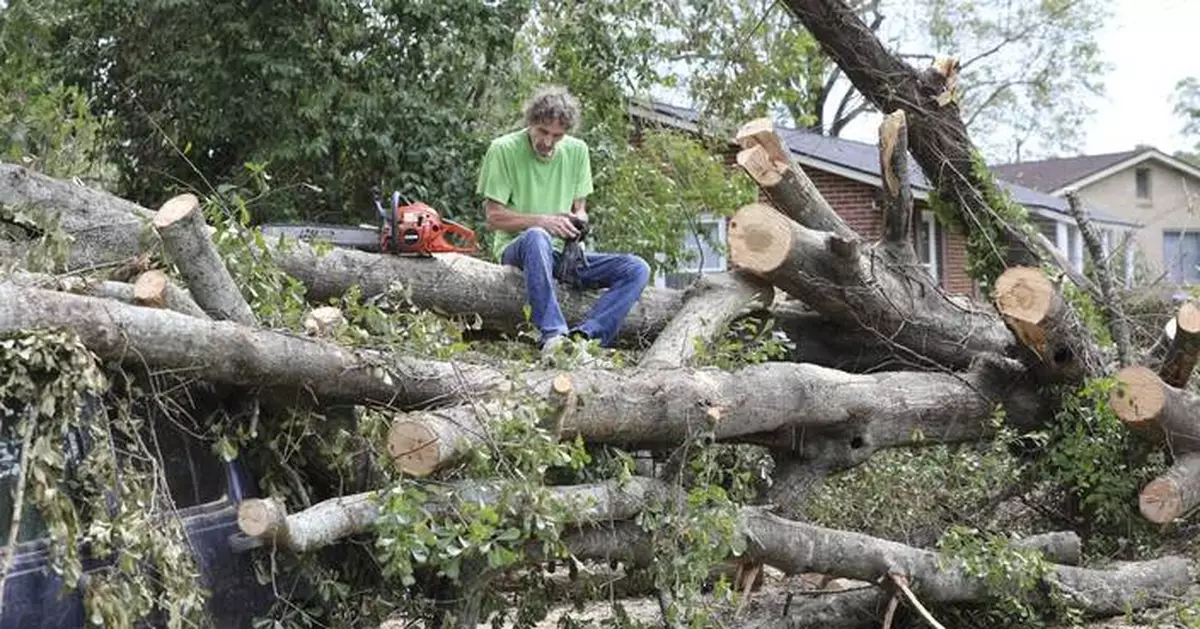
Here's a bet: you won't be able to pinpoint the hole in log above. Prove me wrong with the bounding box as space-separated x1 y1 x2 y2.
849 436 865 449
1053 345 1074 367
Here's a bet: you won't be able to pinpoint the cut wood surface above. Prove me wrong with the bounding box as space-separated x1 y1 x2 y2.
1140 452 1200 524
1159 300 1200 388
153 194 257 325
1109 365 1200 452
877 109 914 258
388 355 1046 477
133 270 169 308
728 202 1015 369
639 271 774 370
0 283 503 408
992 266 1102 382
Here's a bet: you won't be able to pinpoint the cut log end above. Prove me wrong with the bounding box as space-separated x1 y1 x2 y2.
1140 477 1183 524
735 118 788 163
1109 365 1166 431
153 193 201 229
993 267 1055 355
736 145 784 187
552 373 574 396
1178 301 1200 335
388 420 442 477
237 497 288 539
132 270 168 308
728 203 793 275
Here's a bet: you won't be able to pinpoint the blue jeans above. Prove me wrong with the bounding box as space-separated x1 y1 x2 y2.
500 227 650 347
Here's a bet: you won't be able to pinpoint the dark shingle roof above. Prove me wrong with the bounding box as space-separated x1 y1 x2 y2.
991 150 1143 193
637 100 1137 227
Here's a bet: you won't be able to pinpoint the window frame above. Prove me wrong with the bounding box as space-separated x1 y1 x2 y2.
915 210 940 283
1164 229 1200 284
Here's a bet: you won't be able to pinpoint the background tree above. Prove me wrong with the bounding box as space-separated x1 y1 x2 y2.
1173 76 1200 164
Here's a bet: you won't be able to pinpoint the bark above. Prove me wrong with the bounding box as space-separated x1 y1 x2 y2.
765 305 909 372
779 1 1042 270
728 202 1016 370
153 194 257 325
236 477 671 553
1158 300 1200 388
0 163 158 269
992 266 1104 383
7 271 208 319
1139 452 1200 524
639 271 774 370
1066 191 1133 367
876 110 915 260
735 119 855 239
740 510 1191 618
1109 365 1200 452
387 354 1046 477
0 283 503 409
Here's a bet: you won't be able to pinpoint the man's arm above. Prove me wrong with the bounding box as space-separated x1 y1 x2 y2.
570 197 588 223
485 199 580 239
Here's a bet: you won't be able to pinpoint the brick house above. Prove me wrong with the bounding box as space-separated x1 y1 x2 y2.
629 100 1138 298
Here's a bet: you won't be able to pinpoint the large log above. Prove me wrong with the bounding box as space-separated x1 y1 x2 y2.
1108 365 1200 452
387 354 1046 477
1139 452 1200 524
7 271 208 319
153 194 257 325
0 283 503 408
728 202 1015 370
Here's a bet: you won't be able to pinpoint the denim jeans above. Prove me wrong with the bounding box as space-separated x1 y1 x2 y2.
500 227 651 347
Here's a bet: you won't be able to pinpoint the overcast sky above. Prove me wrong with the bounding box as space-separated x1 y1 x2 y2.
1079 0 1200 155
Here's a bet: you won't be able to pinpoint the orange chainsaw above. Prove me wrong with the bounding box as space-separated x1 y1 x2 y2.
374 189 479 256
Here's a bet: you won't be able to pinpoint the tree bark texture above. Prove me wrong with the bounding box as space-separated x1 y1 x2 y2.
992 266 1104 383
388 354 1046 477
728 202 1016 371
0 283 503 409
153 194 257 325
7 271 208 319
876 110 915 260
639 271 774 370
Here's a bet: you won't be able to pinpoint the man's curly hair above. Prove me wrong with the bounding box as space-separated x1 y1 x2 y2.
523 86 581 131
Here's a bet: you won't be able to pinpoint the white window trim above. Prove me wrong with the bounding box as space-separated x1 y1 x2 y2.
918 210 939 283
653 216 727 288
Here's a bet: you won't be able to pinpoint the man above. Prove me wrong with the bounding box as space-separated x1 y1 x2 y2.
476 86 650 359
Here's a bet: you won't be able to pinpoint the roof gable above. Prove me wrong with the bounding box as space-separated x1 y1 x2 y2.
991 150 1141 193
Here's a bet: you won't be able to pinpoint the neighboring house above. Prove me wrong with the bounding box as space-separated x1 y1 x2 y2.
995 148 1200 286
630 101 1138 297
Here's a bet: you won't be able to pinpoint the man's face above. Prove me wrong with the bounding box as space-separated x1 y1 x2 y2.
528 120 568 160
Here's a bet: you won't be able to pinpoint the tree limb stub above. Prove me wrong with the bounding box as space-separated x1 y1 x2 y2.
729 201 1015 370
7 271 208 319
1159 300 1200 388
0 283 502 408
735 118 855 240
992 266 1103 383
639 271 775 370
1109 365 1200 453
153 194 257 325
1140 451 1200 524
877 110 915 259
388 355 1046 477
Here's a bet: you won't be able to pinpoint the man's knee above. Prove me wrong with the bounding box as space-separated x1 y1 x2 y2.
521 226 553 248
625 255 651 287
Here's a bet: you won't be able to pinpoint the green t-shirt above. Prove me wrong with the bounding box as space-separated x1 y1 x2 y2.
475 128 594 259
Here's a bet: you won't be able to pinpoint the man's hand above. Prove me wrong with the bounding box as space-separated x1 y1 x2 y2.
540 214 581 239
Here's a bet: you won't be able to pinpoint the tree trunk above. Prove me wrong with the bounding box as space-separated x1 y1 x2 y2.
728 202 1016 370
8 271 208 319
1109 365 1200 452
992 266 1104 383
1158 300 1200 388
0 283 503 409
387 355 1046 477
153 194 257 325
639 272 774 370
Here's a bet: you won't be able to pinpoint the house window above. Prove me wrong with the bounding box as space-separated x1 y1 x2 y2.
657 216 727 289
1136 168 1152 200
915 211 939 282
1055 222 1085 273
1164 230 1200 284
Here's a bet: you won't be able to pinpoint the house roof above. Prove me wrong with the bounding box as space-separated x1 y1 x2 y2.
995 148 1200 195
991 150 1142 194
632 100 1138 228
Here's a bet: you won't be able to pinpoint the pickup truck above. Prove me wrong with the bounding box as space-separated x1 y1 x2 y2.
0 405 277 629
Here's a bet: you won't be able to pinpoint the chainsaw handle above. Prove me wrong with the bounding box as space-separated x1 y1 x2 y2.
438 220 479 254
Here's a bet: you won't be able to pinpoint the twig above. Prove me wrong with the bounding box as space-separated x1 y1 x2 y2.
890 574 946 629
1065 190 1133 366
0 419 35 616
880 593 900 629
